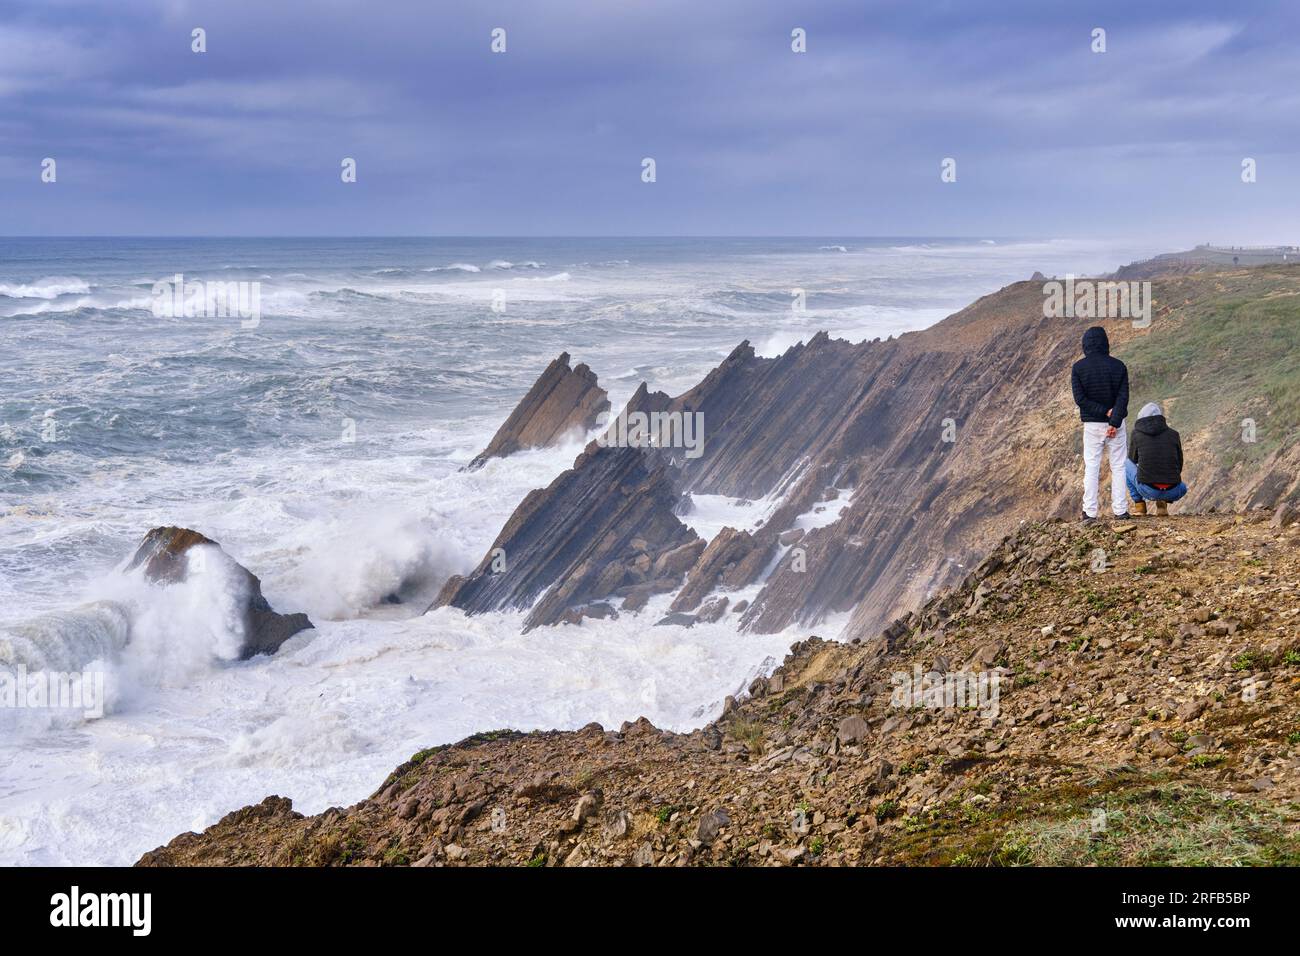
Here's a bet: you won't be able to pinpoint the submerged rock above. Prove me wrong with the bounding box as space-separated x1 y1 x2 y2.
654 612 697 628
696 596 730 623
125 527 313 659
559 602 617 626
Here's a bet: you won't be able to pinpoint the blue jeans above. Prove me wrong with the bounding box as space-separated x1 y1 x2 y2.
1125 458 1187 503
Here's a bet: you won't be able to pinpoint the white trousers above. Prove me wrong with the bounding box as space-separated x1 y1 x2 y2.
1082 421 1128 518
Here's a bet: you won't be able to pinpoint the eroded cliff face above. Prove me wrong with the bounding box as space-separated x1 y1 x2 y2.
745 282 1080 639
754 267 1300 641
435 262 1300 640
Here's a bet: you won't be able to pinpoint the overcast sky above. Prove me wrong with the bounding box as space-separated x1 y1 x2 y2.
1 0 1297 240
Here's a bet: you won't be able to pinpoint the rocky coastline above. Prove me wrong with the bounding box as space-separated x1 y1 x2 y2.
135 257 1300 865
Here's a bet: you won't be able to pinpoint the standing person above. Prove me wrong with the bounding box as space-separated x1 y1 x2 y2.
1070 326 1130 521
1126 401 1187 516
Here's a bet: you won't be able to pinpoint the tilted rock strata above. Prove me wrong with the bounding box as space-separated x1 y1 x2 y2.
469 352 610 469
437 263 1300 638
431 444 699 630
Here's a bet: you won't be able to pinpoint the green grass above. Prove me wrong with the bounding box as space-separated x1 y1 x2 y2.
883 774 1300 867
1231 652 1261 672
725 716 767 754
995 785 1299 866
874 799 899 822
1119 277 1300 468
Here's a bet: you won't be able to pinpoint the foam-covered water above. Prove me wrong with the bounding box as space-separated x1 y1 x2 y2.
0 236 1158 864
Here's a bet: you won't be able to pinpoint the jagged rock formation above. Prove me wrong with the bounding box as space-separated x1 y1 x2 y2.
432 262 1300 639
468 352 610 469
430 445 699 630
126 527 313 659
670 527 770 612
139 514 1300 866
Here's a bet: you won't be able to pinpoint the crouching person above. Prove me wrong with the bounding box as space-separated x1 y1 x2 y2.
1127 401 1187 516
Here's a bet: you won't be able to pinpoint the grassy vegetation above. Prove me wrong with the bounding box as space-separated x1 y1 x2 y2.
996 785 1298 866
382 846 410 867
725 716 767 754
887 774 1300 867
1119 273 1300 468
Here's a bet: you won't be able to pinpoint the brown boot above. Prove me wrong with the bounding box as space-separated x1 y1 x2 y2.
1131 500 1147 517
1155 500 1169 517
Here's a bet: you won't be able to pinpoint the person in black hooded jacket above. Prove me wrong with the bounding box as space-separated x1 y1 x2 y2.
1125 401 1187 516
1070 326 1130 520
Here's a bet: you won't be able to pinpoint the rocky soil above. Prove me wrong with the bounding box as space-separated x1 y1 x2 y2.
140 513 1300 866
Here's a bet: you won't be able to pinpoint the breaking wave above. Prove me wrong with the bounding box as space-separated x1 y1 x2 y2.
0 276 91 299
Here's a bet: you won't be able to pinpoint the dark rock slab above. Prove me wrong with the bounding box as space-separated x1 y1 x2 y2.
430 445 699 629
670 527 772 612
654 612 697 628
469 352 610 469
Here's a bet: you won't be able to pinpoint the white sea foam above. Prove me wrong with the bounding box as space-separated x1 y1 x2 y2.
0 276 91 299
0 590 796 864
423 262 481 273
285 511 471 619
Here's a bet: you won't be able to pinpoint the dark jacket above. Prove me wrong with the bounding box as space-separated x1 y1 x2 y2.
1128 414 1183 486
1070 327 1129 428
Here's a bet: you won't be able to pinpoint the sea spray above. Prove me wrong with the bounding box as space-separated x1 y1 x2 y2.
108 545 252 688
285 511 473 620
0 602 131 673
